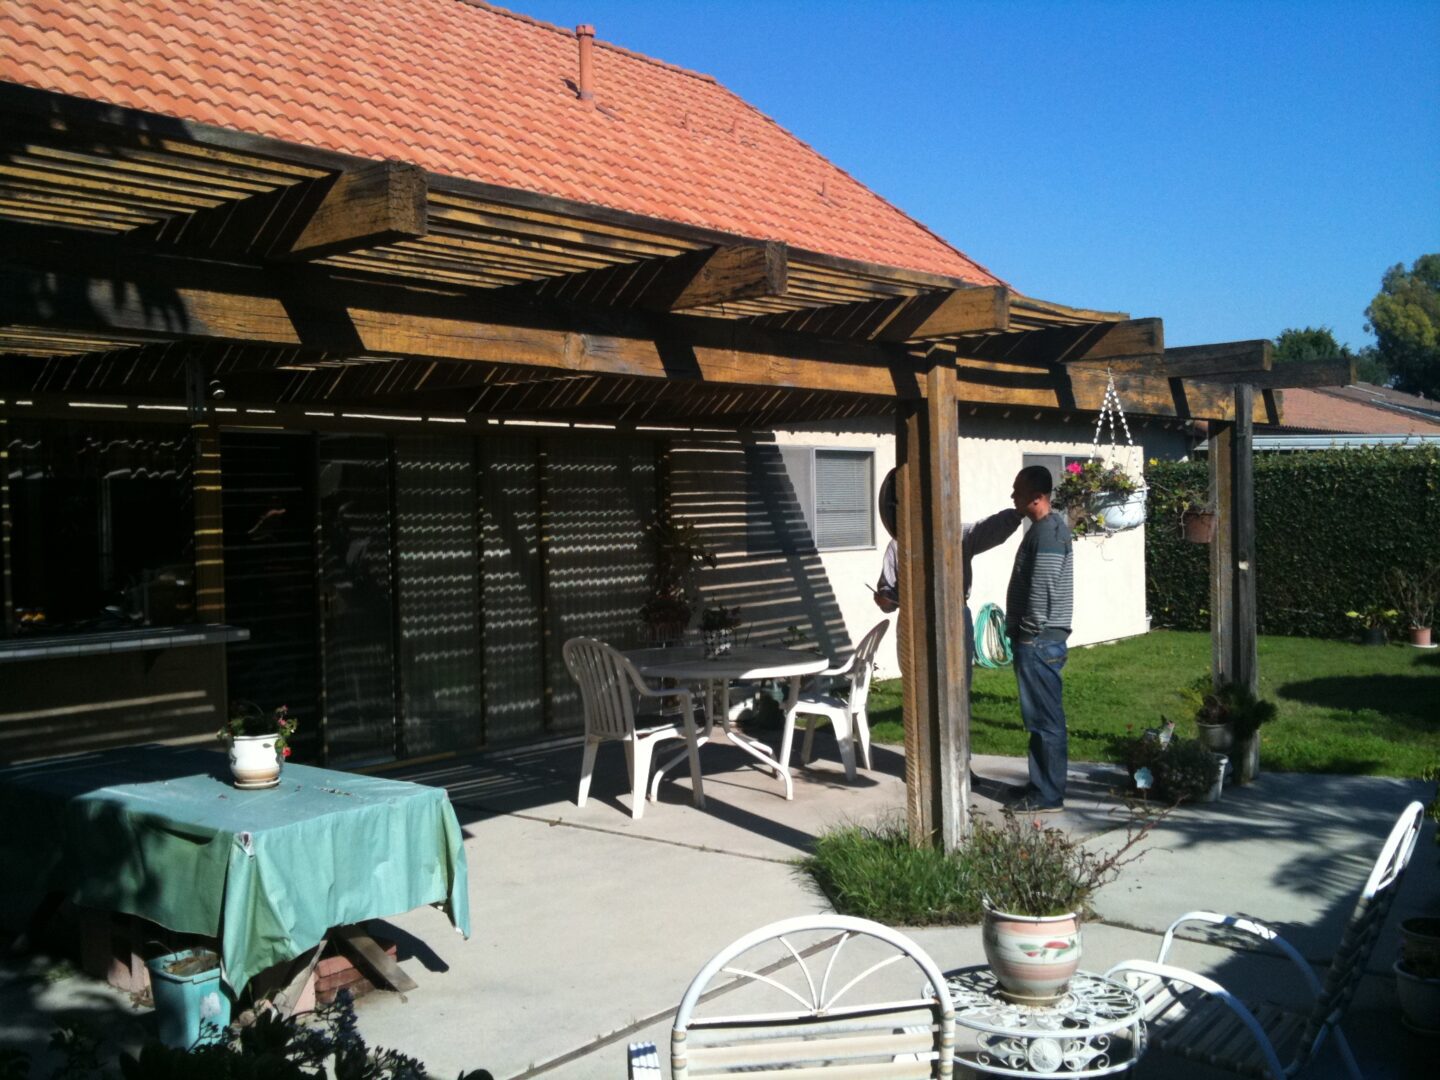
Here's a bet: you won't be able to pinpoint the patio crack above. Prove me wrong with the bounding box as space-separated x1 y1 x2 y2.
495 809 797 865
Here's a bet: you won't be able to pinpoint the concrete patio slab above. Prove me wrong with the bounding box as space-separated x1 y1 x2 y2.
2 734 1435 1080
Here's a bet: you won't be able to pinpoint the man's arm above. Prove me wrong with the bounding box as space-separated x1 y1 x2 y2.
963 508 1024 558
874 539 898 612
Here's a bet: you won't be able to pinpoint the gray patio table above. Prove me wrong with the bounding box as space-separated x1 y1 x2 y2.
623 645 829 800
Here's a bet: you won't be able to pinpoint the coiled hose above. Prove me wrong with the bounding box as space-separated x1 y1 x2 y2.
975 602 1013 668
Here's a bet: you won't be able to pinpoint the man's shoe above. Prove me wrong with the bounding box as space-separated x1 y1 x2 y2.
1006 795 1064 814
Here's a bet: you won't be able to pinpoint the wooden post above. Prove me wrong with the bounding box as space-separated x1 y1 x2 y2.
1208 384 1260 782
896 358 969 850
0 416 12 635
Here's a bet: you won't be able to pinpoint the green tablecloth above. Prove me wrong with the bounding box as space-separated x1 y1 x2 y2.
0 747 470 992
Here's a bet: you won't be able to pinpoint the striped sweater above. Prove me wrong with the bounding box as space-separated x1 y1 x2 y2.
1005 512 1074 643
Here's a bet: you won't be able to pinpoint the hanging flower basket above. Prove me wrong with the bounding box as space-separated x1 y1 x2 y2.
1181 507 1218 543
1054 371 1147 537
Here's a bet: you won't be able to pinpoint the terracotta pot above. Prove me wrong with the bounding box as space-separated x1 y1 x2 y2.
981 907 1082 1005
227 734 282 789
1181 508 1217 543
1411 626 1434 648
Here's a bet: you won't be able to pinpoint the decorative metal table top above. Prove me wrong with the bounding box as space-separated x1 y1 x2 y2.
940 967 1146 1077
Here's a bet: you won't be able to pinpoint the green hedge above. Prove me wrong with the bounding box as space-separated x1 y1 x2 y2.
1145 445 1440 637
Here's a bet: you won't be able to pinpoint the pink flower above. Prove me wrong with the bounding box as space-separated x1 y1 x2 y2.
1066 461 1083 474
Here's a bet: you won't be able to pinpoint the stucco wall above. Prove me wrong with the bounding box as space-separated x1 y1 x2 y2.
770 418 1192 678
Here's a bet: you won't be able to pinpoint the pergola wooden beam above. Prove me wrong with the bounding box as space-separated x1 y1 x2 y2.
1227 359 1356 390
655 243 788 311
954 317 1163 366
128 159 427 261
1075 339 1274 379
748 286 1010 343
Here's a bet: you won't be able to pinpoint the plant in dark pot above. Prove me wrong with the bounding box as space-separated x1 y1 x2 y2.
970 810 1158 1005
1396 763 1440 1035
639 517 716 643
1385 563 1439 649
1345 603 1397 646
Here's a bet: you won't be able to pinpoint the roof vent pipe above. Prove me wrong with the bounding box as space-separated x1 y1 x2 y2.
576 25 595 100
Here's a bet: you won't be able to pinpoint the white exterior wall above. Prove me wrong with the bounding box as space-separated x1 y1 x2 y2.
771 418 1192 679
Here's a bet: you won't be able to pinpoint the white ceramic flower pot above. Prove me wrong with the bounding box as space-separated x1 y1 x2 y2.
227 734 282 789
1394 960 1440 1036
981 907 1082 1005
1094 487 1148 532
1196 720 1234 754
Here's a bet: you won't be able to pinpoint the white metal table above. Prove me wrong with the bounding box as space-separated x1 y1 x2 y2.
940 967 1146 1077
624 645 829 800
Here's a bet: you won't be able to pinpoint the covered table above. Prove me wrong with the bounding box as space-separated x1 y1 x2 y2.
0 746 470 994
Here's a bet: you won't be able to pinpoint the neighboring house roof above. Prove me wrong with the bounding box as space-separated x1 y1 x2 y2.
1274 384 1440 436
0 0 1001 284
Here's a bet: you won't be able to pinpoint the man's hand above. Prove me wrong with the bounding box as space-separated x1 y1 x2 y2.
871 585 898 613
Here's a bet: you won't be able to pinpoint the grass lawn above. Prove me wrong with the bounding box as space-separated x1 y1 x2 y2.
865 630 1439 778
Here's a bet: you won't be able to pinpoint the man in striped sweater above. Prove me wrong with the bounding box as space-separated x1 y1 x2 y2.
1005 465 1074 813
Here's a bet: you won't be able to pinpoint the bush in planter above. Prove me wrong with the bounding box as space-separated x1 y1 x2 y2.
1386 563 1440 634
1126 729 1223 803
1194 683 1277 742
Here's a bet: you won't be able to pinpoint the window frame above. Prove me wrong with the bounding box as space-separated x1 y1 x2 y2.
784 446 877 553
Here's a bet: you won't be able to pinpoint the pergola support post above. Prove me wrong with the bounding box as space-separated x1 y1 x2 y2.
896 360 970 850
1208 383 1259 782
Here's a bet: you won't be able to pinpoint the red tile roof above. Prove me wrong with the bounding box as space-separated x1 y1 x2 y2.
0 0 1001 284
1277 385 1440 435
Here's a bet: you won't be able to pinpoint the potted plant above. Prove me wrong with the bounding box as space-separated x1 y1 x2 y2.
217 702 296 789
1054 460 1145 537
969 809 1158 1004
1385 564 1439 649
1345 603 1398 646
1396 763 1440 1034
1189 682 1277 755
640 517 717 642
1126 727 1228 803
1179 497 1218 544
700 605 742 659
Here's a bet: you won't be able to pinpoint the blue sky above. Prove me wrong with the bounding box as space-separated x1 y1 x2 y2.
518 0 1439 349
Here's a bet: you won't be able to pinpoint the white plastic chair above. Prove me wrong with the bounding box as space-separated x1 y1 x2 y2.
562 637 704 820
628 914 955 1079
796 619 890 780
1105 800 1424 1080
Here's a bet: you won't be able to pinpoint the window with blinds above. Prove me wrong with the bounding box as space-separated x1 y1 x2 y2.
813 449 874 550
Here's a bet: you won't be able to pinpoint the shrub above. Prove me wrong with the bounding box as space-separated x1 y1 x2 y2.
1145 445 1440 637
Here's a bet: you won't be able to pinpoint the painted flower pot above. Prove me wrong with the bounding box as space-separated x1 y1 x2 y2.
1182 508 1217 543
982 907 1082 1005
1093 488 1148 533
227 733 282 789
703 628 734 659
146 948 230 1049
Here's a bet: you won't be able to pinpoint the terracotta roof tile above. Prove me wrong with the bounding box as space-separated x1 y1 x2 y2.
1277 386 1440 435
0 0 1000 284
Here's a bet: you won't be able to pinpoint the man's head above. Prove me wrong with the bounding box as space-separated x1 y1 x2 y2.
1011 465 1053 521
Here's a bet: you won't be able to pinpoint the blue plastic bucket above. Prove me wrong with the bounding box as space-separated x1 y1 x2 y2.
145 948 231 1048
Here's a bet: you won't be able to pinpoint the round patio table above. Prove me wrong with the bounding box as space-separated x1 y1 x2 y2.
624 645 829 800
937 966 1147 1077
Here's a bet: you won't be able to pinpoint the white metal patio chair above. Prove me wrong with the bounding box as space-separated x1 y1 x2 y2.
1105 800 1424 1079
562 637 705 820
796 619 890 780
628 914 955 1079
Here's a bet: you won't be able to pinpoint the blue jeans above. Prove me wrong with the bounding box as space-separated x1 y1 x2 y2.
1012 639 1068 805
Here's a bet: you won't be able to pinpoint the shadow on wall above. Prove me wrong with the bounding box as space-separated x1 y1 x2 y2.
670 432 852 661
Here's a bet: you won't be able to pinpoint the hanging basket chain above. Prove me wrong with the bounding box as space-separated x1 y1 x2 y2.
1089 368 1138 474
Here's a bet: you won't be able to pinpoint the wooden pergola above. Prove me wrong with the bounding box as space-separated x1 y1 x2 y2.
0 83 1355 844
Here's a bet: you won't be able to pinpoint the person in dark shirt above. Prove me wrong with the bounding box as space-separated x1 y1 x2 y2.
1004 465 1074 813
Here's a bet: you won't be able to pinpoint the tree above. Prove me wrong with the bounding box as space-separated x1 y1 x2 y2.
1272 326 1389 385
1366 254 1440 399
